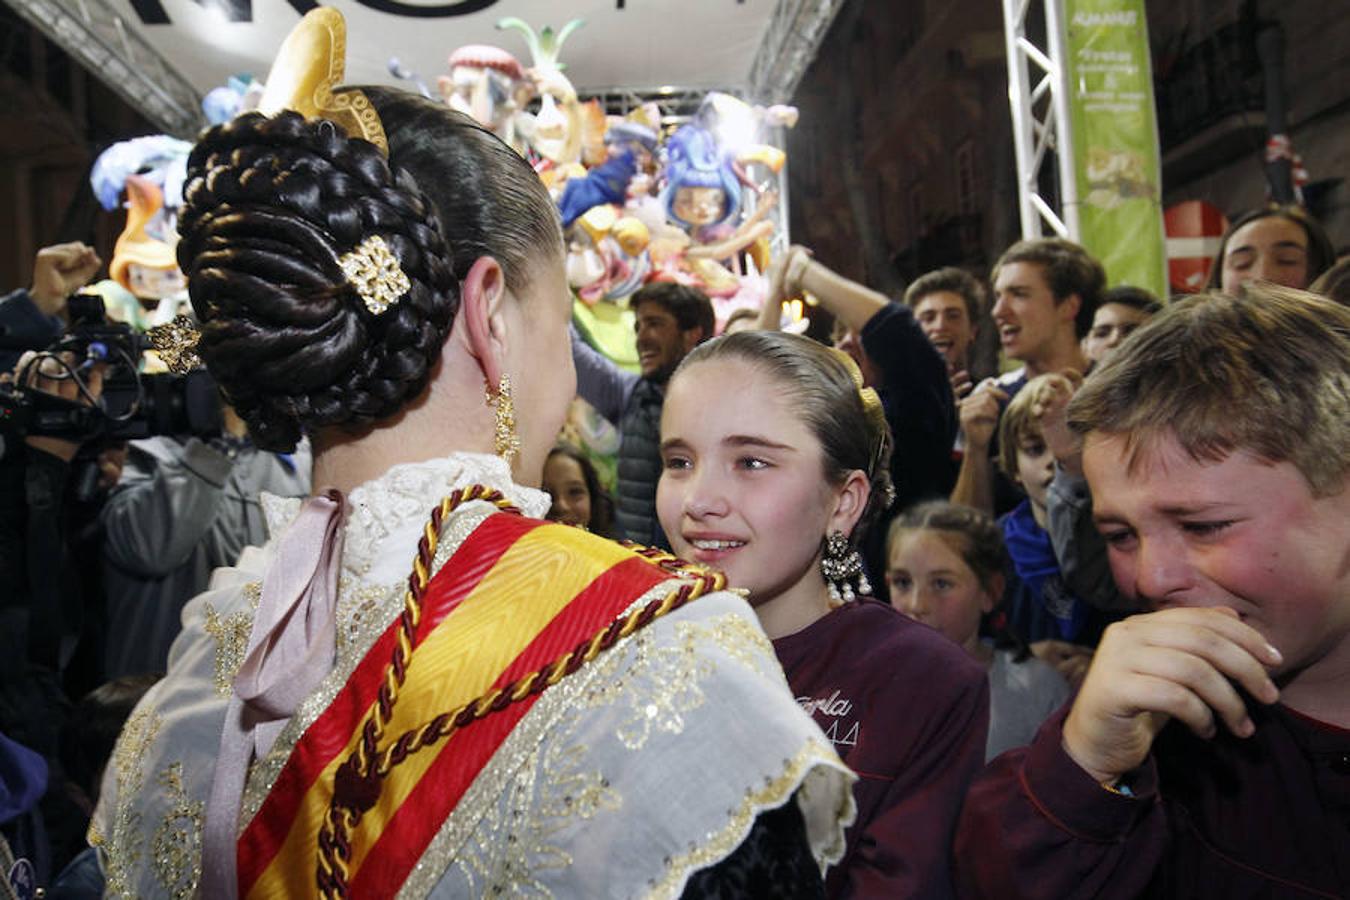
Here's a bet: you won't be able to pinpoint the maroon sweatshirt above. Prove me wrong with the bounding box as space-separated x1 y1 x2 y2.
955 703 1350 898
773 600 989 898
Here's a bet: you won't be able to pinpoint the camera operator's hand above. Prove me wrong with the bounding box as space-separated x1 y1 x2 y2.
14 350 104 463
29 242 102 320
97 443 128 491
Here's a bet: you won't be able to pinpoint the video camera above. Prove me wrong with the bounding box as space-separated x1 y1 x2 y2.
0 291 222 444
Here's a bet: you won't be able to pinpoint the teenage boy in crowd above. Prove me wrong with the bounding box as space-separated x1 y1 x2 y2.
951 239 1103 516
571 281 714 547
955 284 1350 898
903 267 985 397
1081 284 1160 366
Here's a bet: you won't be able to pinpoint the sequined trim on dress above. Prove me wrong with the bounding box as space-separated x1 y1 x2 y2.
397 608 826 899
151 762 205 898
101 709 164 898
203 583 261 697
645 739 848 898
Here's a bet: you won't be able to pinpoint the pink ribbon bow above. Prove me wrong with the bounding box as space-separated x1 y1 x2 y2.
201 489 345 899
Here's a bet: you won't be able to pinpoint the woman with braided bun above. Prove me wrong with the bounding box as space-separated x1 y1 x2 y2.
87 10 853 900
657 331 990 898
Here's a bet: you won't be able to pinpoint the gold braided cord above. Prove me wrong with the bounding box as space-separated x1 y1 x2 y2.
316 485 519 895
313 489 725 897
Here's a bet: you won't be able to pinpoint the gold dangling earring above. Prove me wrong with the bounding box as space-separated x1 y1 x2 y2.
488 374 520 466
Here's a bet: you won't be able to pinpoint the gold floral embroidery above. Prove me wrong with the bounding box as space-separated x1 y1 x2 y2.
677 613 779 680
590 613 780 752
103 709 163 898
435 669 627 896
448 739 622 897
396 579 684 899
335 579 403 656
151 763 204 899
403 606 777 898
203 587 258 697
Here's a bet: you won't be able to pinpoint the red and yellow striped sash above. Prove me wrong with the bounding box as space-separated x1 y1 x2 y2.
235 500 703 898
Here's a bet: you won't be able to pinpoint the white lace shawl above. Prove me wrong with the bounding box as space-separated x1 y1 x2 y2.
90 452 855 898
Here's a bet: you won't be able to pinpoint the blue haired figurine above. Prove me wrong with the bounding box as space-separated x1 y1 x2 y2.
659 123 742 238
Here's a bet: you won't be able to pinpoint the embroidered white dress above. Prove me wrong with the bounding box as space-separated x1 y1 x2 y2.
91 452 855 898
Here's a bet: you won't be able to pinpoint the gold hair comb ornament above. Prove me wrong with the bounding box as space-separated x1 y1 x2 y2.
257 8 388 155
147 315 203 374
340 236 410 315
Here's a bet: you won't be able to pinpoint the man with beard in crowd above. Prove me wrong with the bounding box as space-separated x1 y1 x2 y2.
571 281 714 547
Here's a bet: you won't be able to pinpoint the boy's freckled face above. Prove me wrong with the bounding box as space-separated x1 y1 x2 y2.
1083 432 1350 680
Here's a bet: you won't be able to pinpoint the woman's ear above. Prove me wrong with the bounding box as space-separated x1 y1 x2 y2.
981 571 1007 614
460 256 508 386
830 470 871 539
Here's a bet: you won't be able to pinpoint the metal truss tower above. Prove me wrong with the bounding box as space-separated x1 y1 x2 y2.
1002 0 1080 241
5 0 204 136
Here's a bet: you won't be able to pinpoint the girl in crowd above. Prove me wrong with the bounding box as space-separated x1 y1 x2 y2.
88 11 853 897
886 500 1070 761
658 329 989 898
541 442 615 536
1206 204 1334 294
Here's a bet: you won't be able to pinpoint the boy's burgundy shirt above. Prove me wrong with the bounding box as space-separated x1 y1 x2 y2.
773 599 989 899
955 702 1350 898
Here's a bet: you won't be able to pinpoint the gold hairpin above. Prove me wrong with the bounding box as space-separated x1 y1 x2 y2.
257 8 388 155
147 315 203 374
340 235 410 315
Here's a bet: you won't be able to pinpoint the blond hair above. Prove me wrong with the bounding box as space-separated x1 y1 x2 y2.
997 374 1055 479
1067 285 1350 496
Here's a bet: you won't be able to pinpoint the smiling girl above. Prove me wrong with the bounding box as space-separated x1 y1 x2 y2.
657 330 989 898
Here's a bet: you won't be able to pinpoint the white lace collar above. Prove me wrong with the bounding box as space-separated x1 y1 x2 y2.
261 452 550 580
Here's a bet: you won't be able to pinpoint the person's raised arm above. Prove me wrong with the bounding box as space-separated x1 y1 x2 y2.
949 380 1006 515
570 324 639 425
793 251 890 337
755 245 803 332
28 242 102 320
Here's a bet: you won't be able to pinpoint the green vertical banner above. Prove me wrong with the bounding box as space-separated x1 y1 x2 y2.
1064 0 1166 296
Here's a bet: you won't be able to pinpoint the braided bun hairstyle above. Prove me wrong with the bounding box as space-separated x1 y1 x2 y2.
178 88 561 451
675 330 896 542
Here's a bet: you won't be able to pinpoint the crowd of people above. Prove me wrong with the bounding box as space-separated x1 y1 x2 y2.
1 30 1347 900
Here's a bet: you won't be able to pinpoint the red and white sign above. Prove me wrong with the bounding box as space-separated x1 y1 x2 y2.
1164 200 1228 294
